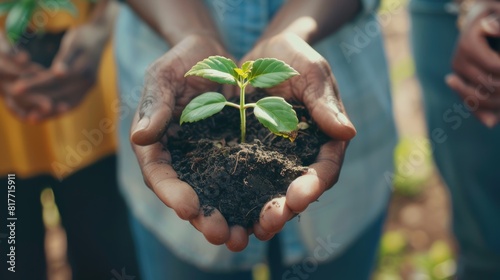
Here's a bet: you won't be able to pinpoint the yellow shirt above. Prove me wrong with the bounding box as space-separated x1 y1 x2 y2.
0 1 117 180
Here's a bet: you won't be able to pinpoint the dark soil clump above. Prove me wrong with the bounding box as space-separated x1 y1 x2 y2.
169 92 328 227
18 31 65 68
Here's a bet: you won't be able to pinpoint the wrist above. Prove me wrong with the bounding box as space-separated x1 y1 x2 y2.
87 0 118 35
162 29 223 47
258 18 318 45
257 0 360 46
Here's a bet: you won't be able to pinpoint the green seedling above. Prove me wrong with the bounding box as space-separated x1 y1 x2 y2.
181 56 300 143
0 0 83 43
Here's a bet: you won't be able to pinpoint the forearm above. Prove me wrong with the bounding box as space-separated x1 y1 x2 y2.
126 0 221 46
259 0 361 45
87 0 119 38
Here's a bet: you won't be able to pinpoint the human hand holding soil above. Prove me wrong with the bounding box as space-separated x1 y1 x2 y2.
447 2 500 127
0 31 44 119
129 34 247 249
240 33 357 241
131 34 356 252
0 0 117 122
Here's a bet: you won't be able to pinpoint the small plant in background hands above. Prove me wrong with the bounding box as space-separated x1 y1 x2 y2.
181 55 300 143
0 0 78 43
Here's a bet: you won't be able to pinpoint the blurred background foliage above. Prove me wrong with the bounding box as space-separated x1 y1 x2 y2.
374 0 456 279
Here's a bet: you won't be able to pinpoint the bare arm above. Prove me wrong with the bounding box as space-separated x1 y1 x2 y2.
126 0 222 45
259 0 361 44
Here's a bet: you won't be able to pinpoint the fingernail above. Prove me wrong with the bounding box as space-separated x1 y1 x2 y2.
135 117 150 132
479 112 498 128
53 63 67 76
444 74 453 85
482 16 500 34
337 113 350 126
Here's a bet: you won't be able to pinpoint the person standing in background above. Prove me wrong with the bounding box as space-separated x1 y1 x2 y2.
410 0 500 278
0 1 138 279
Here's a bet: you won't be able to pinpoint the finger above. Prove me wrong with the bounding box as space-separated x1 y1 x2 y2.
0 53 33 80
253 222 275 241
9 71 57 96
0 32 12 54
52 48 84 77
259 196 294 234
453 56 500 91
56 102 71 114
481 13 500 36
131 70 176 146
190 208 230 245
303 86 356 141
446 73 500 110
4 93 53 122
225 225 249 252
50 30 81 76
463 20 500 75
25 74 93 103
476 110 500 127
5 76 91 123
286 141 346 213
24 95 54 123
4 95 27 119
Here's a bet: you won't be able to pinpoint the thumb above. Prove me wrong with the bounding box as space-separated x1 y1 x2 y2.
307 94 357 141
130 71 175 146
311 102 356 141
0 32 13 54
477 111 500 128
481 14 500 36
50 31 80 76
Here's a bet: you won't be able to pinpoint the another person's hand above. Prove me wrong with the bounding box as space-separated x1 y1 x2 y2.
129 35 247 249
0 31 44 118
447 2 500 127
2 1 117 122
240 33 356 242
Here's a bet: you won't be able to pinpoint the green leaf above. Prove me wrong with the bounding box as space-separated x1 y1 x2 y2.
180 92 227 124
40 0 78 16
248 58 299 88
234 68 247 79
241 60 254 73
254 97 298 140
5 0 36 43
0 2 15 16
185 56 238 85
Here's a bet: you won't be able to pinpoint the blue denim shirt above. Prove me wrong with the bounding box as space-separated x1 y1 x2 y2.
115 0 397 271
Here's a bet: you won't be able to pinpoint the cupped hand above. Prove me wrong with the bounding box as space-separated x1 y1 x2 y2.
240 33 356 242
129 35 254 251
447 2 500 127
3 20 112 122
0 31 43 118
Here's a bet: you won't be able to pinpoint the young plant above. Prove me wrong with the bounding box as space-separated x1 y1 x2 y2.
0 0 79 43
181 56 300 143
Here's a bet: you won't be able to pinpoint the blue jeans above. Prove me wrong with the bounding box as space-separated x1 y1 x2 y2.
128 210 386 280
410 1 500 278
